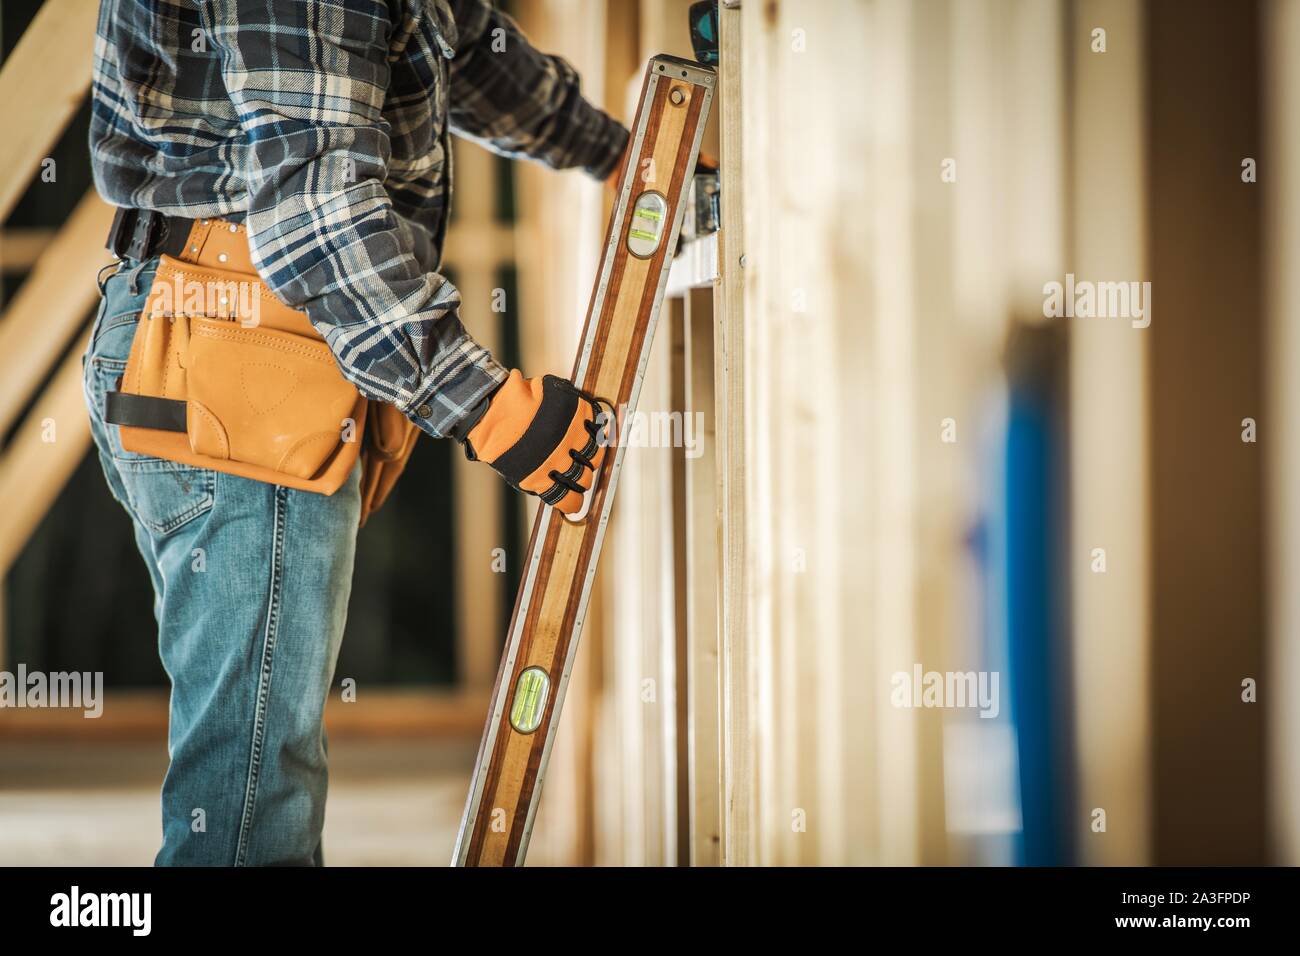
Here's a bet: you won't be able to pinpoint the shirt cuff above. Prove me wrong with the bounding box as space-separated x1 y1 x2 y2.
403 338 509 440
581 113 630 181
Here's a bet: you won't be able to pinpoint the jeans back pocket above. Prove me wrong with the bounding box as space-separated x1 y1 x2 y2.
85 283 215 537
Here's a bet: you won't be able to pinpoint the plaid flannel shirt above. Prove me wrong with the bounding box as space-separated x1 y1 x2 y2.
90 0 628 438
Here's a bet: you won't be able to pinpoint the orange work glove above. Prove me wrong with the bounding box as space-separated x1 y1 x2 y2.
464 370 607 515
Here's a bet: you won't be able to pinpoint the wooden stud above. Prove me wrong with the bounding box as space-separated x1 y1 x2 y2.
448 141 507 693
0 193 115 437
1069 0 1152 866
0 227 56 273
714 0 754 866
1266 0 1300 866
683 284 722 865
0 0 99 221
509 0 616 869
0 331 93 578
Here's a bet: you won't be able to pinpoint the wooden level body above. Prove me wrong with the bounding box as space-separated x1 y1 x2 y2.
453 54 716 867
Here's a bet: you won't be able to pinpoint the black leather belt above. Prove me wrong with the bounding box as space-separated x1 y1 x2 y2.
105 207 200 262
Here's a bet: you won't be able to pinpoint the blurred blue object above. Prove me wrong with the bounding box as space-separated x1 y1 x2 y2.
1003 333 1077 866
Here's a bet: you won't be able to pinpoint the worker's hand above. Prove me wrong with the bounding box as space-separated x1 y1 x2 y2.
465 370 608 514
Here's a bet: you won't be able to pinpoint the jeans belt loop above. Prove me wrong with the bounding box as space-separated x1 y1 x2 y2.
126 258 148 296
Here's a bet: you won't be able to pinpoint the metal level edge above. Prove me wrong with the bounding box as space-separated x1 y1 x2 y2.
649 52 717 89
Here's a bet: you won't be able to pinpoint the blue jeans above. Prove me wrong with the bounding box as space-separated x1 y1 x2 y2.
82 258 360 865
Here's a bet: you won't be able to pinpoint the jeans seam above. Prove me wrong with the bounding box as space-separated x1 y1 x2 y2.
91 312 140 350
234 482 289 866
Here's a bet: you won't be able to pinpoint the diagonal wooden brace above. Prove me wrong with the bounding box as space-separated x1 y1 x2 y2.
453 54 716 867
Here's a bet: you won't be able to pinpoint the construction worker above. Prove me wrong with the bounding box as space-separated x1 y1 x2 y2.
84 0 624 865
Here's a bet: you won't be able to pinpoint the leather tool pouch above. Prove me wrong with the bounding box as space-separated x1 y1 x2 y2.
107 249 418 523
360 401 421 519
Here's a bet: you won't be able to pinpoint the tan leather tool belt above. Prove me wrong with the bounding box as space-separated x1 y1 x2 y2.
104 217 419 525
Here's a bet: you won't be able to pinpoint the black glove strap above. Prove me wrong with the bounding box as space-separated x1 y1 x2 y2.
488 375 582 483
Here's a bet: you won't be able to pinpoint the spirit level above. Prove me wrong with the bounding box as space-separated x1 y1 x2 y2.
453 53 716 867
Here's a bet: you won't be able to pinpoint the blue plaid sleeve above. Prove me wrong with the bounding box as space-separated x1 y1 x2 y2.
445 0 629 178
201 0 507 439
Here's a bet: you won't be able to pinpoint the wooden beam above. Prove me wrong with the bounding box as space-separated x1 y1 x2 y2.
617 299 678 866
442 221 515 271
714 0 754 867
0 227 56 273
638 0 698 62
0 330 92 577
670 297 691 865
1069 0 1152 865
447 141 508 693
683 285 722 865
1266 0 1300 866
0 192 115 437
509 0 616 867
323 687 488 739
0 0 99 221
1147 0 1264 866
